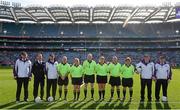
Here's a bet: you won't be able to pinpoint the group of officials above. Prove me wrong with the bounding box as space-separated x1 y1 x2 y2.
13 51 172 103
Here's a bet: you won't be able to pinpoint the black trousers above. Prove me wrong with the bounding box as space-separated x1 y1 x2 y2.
155 79 168 100
141 79 152 100
46 79 57 100
16 78 29 101
33 78 44 99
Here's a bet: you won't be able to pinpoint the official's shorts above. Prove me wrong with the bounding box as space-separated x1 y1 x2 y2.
72 77 82 85
122 78 133 87
96 75 107 84
84 74 95 83
109 76 121 86
58 76 68 86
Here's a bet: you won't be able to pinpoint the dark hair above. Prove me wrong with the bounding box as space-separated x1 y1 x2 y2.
48 53 56 61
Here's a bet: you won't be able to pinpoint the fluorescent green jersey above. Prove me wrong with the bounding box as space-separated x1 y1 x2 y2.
70 65 83 78
108 63 122 77
83 60 96 75
56 63 70 76
121 64 135 78
95 63 108 76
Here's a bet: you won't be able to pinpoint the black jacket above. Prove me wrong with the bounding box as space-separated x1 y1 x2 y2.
32 61 46 80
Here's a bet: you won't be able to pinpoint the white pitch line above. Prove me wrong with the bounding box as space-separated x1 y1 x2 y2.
5 101 180 104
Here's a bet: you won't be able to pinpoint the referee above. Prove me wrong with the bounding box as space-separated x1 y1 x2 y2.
32 53 46 101
46 54 58 101
154 55 172 102
136 54 155 102
13 52 32 102
57 56 70 100
121 57 135 101
108 56 122 100
83 53 96 100
70 58 83 101
95 56 108 101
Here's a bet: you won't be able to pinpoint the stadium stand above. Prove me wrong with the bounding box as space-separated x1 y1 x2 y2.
0 5 180 66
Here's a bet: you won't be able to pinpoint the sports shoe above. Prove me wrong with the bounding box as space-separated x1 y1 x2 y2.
162 96 168 102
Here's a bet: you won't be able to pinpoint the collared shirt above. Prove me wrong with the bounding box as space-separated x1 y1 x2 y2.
13 59 32 78
108 62 122 77
83 60 96 75
56 63 70 76
46 61 58 79
121 64 135 78
70 65 83 78
136 61 155 79
155 62 172 79
96 63 108 76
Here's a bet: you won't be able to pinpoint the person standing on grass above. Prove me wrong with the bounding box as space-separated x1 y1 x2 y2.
46 53 58 101
121 57 135 101
154 55 172 102
56 56 70 100
136 54 155 102
95 56 109 101
83 53 96 100
32 53 46 101
13 51 32 103
108 56 122 100
70 58 83 101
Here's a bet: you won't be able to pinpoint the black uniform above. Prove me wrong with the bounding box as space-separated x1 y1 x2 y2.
32 61 46 99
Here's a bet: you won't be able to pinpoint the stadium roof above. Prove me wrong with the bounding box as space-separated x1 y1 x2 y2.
0 5 179 26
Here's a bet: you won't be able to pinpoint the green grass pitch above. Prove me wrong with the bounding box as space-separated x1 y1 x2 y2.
0 67 180 109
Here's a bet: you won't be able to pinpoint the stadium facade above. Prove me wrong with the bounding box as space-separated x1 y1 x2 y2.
0 5 180 66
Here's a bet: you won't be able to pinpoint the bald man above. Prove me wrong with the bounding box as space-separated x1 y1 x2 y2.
83 53 96 99
56 56 70 100
108 56 122 100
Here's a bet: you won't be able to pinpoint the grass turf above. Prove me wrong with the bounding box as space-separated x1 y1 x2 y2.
0 67 180 109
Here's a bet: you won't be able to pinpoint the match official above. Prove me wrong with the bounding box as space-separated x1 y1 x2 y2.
108 56 122 100
56 56 70 100
13 52 32 102
46 54 58 101
70 58 83 101
154 55 172 102
121 57 135 101
83 53 96 100
95 56 108 101
136 54 154 102
32 53 46 101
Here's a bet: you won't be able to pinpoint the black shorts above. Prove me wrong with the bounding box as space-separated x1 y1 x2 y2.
58 76 68 86
72 77 82 85
122 78 133 87
109 76 121 86
84 74 95 83
97 75 107 84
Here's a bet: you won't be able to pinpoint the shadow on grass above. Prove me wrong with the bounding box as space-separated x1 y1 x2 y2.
138 102 145 109
9 102 32 109
73 99 92 109
155 102 163 109
107 99 119 108
0 102 16 109
25 100 64 109
69 99 88 109
83 99 102 109
50 100 71 109
146 102 152 109
138 101 152 109
155 101 171 109
113 99 131 109
163 102 171 109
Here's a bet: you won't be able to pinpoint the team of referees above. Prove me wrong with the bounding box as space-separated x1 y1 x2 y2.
13 51 172 102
